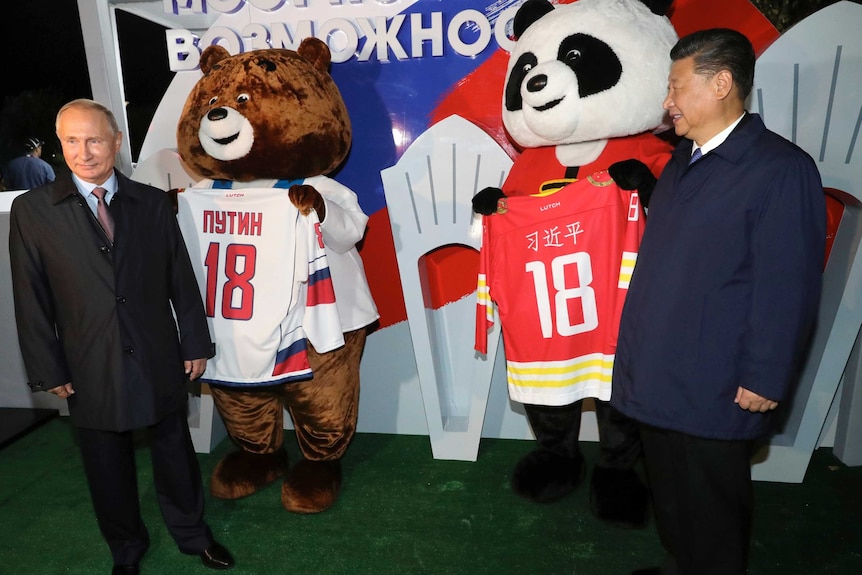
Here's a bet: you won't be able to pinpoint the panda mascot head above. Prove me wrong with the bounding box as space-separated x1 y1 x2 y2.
503 0 677 151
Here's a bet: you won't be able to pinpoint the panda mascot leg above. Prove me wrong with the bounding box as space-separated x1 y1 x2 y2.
591 400 649 528
515 400 649 528
280 328 366 514
513 402 586 502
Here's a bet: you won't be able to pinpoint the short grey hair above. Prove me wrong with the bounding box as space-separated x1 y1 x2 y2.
56 99 121 136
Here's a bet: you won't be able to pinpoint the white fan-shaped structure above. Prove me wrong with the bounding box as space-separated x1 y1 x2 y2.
381 114 513 460
748 0 862 480
130 148 201 190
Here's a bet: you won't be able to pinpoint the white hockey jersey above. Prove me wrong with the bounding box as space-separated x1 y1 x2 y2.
177 186 344 387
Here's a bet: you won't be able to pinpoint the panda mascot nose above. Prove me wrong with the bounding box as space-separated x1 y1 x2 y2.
207 107 229 121
527 74 548 93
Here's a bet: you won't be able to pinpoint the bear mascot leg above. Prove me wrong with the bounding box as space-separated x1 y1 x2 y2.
209 386 290 500
514 401 649 528
208 328 365 514
280 328 366 514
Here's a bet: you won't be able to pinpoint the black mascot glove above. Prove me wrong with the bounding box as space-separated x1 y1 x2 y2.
608 159 657 209
472 186 506 216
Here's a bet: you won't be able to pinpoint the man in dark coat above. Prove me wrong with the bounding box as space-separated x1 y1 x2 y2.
9 99 235 575
611 30 825 575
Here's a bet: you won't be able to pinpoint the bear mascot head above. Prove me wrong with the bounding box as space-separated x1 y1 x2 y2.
174 37 378 514
178 39 350 182
473 0 678 529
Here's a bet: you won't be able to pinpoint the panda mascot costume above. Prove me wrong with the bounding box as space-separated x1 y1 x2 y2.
473 0 677 528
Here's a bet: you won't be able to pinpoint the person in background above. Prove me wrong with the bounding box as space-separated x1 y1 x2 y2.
4 136 56 190
611 29 825 575
8 99 235 575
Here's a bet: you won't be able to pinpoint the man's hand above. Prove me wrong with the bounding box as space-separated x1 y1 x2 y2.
49 382 75 399
735 386 778 413
184 358 208 381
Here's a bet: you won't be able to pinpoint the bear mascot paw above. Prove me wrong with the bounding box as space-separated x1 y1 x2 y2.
210 450 289 500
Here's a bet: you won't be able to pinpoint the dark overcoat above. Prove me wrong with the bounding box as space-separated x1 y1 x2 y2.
9 170 214 431
611 114 825 441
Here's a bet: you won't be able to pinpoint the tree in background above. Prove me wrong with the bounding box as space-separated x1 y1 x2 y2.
750 0 841 31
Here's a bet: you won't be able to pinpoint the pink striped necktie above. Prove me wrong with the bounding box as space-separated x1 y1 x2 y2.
92 187 114 243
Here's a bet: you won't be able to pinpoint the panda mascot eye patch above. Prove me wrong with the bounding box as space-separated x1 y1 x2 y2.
506 33 623 114
557 34 622 98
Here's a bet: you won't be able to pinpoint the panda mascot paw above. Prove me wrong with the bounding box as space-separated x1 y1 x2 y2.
472 186 507 215
512 449 586 502
589 466 650 528
608 158 657 208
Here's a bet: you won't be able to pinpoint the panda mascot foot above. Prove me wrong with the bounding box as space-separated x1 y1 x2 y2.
282 459 343 514
589 466 649 528
511 449 586 503
210 449 288 500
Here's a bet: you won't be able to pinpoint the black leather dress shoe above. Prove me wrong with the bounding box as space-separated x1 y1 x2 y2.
199 541 235 570
111 565 140 575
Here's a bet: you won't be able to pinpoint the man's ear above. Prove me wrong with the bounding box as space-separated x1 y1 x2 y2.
713 69 734 100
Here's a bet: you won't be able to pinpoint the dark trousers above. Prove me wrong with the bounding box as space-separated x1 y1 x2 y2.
76 406 213 566
640 424 754 575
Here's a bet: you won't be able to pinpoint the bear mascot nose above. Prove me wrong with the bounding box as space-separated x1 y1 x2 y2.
207 107 228 121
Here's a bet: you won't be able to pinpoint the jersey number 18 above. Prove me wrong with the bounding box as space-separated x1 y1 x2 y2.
525 252 598 338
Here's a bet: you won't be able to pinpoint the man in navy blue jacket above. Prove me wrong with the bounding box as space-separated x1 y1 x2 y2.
612 29 825 575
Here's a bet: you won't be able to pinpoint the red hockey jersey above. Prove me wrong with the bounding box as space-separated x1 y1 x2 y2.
475 171 644 406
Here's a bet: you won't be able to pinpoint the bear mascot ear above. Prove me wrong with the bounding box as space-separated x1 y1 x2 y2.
200 44 231 74
296 36 331 72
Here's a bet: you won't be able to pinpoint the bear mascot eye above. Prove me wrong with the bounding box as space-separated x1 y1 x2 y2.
208 96 218 106
236 94 250 104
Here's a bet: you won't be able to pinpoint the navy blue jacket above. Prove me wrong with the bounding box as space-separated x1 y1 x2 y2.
611 113 825 440
4 154 55 190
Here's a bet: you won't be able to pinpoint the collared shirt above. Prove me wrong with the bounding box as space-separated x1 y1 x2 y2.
73 172 118 217
693 112 746 159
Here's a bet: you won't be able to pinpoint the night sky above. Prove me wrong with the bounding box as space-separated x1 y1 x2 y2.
1 0 91 102
1 0 173 164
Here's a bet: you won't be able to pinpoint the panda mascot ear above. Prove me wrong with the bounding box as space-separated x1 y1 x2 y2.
641 0 674 16
513 0 555 39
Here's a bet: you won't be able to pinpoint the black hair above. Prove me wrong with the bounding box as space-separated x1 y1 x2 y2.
670 28 755 100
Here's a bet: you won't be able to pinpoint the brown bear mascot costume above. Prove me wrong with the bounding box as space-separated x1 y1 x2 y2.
174 38 378 514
